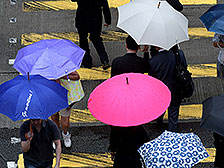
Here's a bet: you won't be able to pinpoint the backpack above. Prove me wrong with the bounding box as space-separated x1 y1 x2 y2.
175 51 194 99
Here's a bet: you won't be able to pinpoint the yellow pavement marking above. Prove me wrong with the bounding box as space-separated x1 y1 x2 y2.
23 0 216 12
189 28 215 39
189 63 216 78
17 153 113 168
70 104 202 123
77 67 111 81
21 31 127 46
77 63 217 81
202 148 215 163
17 148 215 167
21 28 214 46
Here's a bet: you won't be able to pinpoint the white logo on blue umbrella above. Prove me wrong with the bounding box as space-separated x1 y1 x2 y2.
22 89 33 118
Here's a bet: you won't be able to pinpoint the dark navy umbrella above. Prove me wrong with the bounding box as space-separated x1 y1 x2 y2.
200 4 224 35
201 95 224 137
0 75 68 121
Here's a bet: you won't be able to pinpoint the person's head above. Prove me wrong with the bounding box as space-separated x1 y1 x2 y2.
126 35 139 51
30 119 42 127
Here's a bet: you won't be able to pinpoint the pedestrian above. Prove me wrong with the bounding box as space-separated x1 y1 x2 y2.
212 33 224 167
20 119 61 168
213 33 224 79
109 35 149 167
148 44 187 132
111 35 149 77
71 0 111 70
108 125 150 168
51 71 84 148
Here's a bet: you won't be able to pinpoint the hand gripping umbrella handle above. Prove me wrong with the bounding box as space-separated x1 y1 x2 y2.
25 123 33 140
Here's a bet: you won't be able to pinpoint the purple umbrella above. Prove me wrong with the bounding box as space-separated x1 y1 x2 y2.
13 39 85 80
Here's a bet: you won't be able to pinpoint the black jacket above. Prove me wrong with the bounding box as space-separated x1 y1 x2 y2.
148 50 187 101
72 0 111 32
111 53 149 77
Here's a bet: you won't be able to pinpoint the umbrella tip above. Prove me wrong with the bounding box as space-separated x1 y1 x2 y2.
126 77 129 85
157 2 161 8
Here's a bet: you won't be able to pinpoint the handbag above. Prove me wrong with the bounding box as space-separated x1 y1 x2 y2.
175 51 194 99
60 79 85 105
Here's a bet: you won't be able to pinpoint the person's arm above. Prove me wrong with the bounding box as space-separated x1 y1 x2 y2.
21 132 33 152
21 140 31 152
111 60 119 77
102 0 111 26
54 139 61 168
60 71 80 81
213 41 224 48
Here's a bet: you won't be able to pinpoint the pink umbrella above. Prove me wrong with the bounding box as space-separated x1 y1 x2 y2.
88 73 171 127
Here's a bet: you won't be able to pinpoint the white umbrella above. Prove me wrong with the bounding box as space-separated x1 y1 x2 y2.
117 0 189 50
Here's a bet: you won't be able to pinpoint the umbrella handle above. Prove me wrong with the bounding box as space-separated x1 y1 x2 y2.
29 123 33 134
65 70 71 81
25 123 33 140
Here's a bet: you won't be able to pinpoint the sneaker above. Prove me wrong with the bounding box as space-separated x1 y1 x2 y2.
62 131 71 148
102 62 110 70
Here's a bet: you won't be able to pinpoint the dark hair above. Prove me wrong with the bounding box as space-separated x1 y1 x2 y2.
126 35 138 50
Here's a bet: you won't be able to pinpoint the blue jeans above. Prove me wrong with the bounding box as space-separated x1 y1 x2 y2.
24 159 53 168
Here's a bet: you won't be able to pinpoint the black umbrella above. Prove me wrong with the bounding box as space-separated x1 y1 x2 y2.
201 95 224 137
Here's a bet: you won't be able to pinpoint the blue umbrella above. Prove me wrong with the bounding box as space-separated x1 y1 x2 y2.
13 39 85 80
138 131 209 168
0 75 68 121
200 4 224 35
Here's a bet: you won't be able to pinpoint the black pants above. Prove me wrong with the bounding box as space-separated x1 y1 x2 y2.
78 30 109 67
157 99 181 132
213 133 224 167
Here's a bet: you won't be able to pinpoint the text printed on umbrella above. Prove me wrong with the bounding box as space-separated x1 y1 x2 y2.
22 90 33 118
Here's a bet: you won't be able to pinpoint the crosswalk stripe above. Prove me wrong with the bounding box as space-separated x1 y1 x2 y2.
69 104 203 124
76 63 217 81
17 148 215 167
21 28 214 46
23 0 216 12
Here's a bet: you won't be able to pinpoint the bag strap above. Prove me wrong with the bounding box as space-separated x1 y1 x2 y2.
174 50 181 66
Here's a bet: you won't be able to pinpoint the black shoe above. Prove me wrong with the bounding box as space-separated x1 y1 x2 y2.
81 63 92 69
102 62 110 70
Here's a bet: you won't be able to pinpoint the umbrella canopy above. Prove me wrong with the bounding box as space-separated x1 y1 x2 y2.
200 4 224 35
0 75 68 121
117 0 189 50
138 130 209 168
201 95 224 137
88 73 171 127
13 39 85 80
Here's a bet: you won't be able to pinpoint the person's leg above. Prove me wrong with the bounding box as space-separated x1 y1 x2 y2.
61 115 70 135
167 103 180 132
60 108 72 148
89 32 110 69
217 60 224 79
24 159 39 168
213 133 224 167
78 30 92 68
156 112 165 125
40 160 53 168
51 112 60 128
